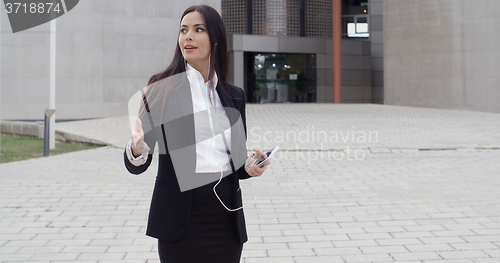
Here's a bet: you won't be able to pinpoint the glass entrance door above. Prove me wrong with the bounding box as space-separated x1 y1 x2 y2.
245 52 316 103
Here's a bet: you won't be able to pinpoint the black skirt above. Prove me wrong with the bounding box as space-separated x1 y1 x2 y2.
158 174 243 263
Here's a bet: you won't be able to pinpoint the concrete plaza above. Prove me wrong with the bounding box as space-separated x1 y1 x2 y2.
1 103 500 262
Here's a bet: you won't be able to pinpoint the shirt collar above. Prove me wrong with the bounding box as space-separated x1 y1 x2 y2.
186 63 218 88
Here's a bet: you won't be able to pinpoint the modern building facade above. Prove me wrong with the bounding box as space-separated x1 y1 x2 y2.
2 0 499 121
1 0 381 120
223 0 379 104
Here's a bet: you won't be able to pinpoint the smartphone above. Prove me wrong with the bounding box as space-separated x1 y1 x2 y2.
255 146 279 167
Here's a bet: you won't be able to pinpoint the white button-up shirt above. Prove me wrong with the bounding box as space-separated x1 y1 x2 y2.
126 64 233 173
186 63 232 173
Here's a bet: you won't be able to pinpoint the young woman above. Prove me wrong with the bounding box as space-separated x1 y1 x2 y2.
123 5 271 262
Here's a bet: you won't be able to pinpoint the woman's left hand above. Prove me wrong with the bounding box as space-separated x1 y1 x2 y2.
247 149 271 177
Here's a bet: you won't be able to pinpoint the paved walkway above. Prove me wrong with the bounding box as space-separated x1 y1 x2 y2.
1 103 500 263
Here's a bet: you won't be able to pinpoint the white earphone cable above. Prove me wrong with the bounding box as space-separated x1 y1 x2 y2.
213 160 266 212
213 133 267 211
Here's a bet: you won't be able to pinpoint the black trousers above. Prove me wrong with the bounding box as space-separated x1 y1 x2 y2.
157 175 243 263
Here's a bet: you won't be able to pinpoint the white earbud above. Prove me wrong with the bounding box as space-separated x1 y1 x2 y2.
208 53 211 80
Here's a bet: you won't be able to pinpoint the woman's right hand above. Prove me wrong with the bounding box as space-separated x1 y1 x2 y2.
131 118 150 157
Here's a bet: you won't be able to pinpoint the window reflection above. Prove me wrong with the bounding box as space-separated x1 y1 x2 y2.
246 52 316 103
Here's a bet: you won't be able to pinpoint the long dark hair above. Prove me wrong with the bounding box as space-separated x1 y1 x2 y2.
139 5 237 120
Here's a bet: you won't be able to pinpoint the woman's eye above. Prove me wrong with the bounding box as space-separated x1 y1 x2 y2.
179 27 204 33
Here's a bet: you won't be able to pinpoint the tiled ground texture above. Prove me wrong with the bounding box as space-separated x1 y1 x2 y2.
1 104 500 263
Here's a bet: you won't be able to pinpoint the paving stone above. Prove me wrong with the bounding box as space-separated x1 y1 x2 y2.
305 234 348 241
431 229 477 237
16 246 64 253
438 249 491 260
245 257 295 263
461 235 500 242
30 252 80 260
419 237 467 244
358 245 408 253
293 256 344 263
391 250 442 261
332 239 379 247
405 243 455 252
123 252 160 260
377 238 424 246
0 253 34 261
107 245 154 253
62 245 108 253
287 241 333 249
77 252 126 260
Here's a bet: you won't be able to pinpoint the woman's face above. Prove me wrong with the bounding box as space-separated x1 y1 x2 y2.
179 11 211 67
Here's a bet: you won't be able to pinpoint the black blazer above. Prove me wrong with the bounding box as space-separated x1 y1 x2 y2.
123 77 251 243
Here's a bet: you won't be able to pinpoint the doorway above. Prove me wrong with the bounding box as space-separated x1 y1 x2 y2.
244 52 316 103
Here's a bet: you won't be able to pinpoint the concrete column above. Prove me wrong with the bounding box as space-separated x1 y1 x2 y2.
369 0 384 104
233 51 244 89
333 0 341 103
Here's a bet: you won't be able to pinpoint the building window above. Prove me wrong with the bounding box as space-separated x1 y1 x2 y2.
342 0 369 39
